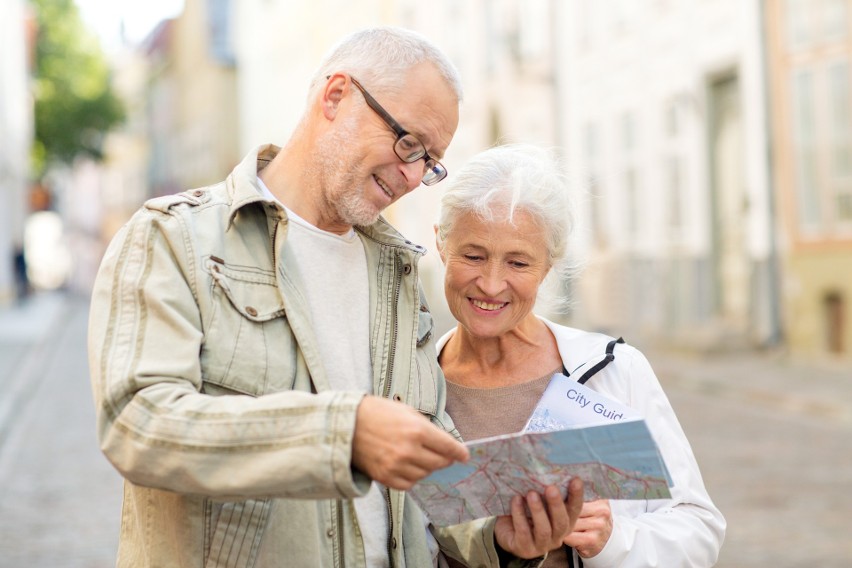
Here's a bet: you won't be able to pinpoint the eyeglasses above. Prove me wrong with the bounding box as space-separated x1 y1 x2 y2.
349 76 448 186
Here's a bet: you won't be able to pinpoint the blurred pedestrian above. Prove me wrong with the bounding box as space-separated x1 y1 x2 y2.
88 27 581 568
434 144 726 567
13 245 28 300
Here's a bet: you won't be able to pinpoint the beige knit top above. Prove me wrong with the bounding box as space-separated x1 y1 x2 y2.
443 367 570 568
444 370 557 442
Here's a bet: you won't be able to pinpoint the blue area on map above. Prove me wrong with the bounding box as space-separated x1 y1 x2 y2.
426 463 479 484
422 419 672 487
541 421 673 485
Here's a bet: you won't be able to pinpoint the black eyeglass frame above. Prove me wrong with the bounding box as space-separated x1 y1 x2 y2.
345 76 448 186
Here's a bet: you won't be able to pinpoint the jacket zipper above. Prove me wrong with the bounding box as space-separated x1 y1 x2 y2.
383 253 403 566
383 252 402 399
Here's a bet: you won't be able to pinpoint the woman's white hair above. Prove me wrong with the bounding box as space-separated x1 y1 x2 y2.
436 143 581 313
308 26 463 102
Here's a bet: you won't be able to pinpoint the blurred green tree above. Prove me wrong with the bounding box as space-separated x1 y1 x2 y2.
31 0 125 177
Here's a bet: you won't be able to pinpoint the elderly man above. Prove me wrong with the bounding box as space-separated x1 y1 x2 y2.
89 27 580 568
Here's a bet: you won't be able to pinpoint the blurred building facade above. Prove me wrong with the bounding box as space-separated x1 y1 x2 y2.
60 0 239 294
0 0 35 305
153 0 239 195
89 0 851 361
97 0 240 242
560 1 780 352
765 0 852 358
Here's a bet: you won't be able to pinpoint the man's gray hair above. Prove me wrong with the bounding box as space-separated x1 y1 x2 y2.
436 144 580 313
308 26 463 102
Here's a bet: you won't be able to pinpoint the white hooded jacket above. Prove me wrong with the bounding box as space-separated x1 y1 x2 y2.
438 317 726 567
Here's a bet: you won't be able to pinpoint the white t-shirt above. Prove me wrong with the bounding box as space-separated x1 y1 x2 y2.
258 178 389 567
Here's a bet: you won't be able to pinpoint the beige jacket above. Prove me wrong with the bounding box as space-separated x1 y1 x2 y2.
88 145 512 568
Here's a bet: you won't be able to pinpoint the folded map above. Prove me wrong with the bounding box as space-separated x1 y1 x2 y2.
410 375 672 527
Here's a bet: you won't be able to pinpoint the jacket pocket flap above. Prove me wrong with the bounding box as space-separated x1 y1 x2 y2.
207 258 285 321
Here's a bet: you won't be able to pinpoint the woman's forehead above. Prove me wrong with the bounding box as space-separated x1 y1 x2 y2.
449 210 548 249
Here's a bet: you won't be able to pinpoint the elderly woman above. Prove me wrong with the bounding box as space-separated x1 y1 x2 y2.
433 144 725 567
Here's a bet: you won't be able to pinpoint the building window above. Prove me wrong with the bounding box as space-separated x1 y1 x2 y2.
578 0 594 49
517 0 549 63
625 168 639 237
621 111 636 152
665 102 680 138
663 102 686 239
829 62 851 178
584 122 607 247
620 112 640 240
790 59 852 232
829 61 852 223
666 156 684 231
791 69 821 231
786 0 849 51
823 0 849 42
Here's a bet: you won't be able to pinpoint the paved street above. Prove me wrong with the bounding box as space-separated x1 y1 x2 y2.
648 348 852 568
0 293 850 566
0 294 122 567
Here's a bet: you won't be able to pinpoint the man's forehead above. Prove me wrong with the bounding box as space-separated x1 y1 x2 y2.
399 94 458 153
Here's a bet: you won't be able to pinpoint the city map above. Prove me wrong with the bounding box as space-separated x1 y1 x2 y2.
410 420 671 527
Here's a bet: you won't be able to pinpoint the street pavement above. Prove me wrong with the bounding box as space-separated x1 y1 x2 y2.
0 292 122 567
0 292 850 567
645 346 852 567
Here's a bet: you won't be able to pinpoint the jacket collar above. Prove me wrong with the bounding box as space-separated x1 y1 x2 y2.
225 144 282 229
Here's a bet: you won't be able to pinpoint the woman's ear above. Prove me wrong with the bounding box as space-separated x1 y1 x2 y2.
434 225 447 264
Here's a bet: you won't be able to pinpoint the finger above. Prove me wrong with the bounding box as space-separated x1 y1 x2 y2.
524 490 555 547
565 477 584 525
511 494 534 548
542 485 569 539
399 444 457 472
580 499 609 515
563 531 589 548
373 462 434 491
421 427 470 463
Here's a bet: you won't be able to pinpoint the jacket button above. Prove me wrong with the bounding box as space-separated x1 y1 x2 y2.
193 190 204 197
391 537 397 549
245 306 258 317
393 394 402 402
402 264 411 275
326 528 334 538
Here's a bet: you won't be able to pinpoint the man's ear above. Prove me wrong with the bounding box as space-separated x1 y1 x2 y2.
434 225 447 264
321 73 348 120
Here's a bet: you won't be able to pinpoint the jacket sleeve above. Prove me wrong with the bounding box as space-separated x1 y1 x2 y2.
432 518 547 568
88 208 370 500
583 347 726 568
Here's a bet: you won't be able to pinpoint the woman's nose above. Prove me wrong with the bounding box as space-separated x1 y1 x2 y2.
476 264 507 296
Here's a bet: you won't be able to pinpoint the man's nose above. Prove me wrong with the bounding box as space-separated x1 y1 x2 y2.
399 160 425 192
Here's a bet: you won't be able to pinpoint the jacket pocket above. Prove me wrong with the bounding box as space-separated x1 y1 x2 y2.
204 499 272 568
202 258 297 395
